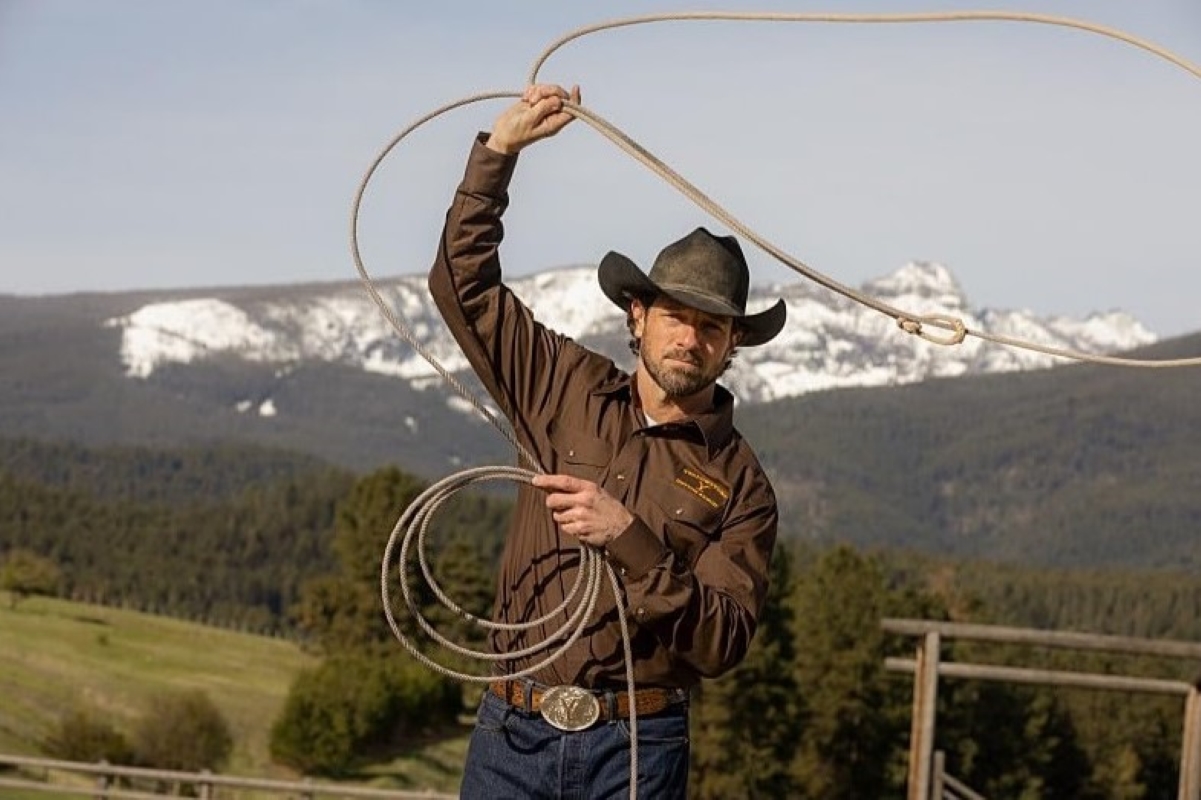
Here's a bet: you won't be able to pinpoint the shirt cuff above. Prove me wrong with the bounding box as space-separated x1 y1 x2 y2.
460 132 519 196
604 518 668 580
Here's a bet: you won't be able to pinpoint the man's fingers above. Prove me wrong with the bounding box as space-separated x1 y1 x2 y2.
532 473 586 493
536 83 570 99
544 493 575 513
528 95 565 125
526 85 578 122
523 84 568 105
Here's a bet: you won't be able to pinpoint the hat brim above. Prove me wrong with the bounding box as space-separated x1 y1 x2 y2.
598 251 786 347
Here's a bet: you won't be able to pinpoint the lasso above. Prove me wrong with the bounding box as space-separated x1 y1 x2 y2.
351 12 1201 798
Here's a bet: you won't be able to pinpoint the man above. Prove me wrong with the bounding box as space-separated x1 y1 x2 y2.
428 83 785 799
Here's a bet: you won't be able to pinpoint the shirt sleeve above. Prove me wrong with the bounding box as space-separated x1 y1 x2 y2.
605 472 778 679
427 134 569 454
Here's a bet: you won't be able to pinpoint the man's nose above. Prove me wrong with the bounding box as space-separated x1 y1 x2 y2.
675 324 700 349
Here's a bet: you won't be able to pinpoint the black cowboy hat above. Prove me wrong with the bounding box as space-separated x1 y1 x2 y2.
597 227 787 347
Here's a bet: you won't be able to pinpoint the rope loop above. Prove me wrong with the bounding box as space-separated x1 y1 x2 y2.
522 11 1201 369
351 13 1201 799
377 465 642 792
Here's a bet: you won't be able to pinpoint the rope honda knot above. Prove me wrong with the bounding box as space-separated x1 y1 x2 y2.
897 313 968 346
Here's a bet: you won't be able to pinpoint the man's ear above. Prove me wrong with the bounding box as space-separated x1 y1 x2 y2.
730 324 747 349
629 297 648 336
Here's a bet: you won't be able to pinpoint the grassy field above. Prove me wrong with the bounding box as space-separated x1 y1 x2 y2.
0 595 470 795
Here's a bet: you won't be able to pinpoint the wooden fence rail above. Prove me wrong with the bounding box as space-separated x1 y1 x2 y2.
932 750 986 800
882 617 1201 800
0 753 457 799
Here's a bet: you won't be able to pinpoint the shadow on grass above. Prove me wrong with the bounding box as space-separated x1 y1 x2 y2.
351 719 474 790
68 614 110 627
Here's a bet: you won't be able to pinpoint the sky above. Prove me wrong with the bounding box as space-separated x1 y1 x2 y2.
2 0 1200 336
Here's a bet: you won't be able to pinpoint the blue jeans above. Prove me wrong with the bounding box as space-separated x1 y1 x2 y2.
459 689 690 799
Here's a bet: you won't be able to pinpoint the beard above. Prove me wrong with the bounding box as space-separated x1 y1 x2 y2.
641 348 721 399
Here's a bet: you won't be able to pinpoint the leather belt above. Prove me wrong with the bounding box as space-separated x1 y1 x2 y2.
489 680 685 728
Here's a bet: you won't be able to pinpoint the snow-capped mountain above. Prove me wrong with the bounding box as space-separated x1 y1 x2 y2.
104 261 1156 411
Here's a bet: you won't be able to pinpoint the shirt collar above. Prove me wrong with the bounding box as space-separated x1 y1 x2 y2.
593 373 736 458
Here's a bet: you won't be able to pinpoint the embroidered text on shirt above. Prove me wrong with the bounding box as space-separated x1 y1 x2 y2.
674 467 730 509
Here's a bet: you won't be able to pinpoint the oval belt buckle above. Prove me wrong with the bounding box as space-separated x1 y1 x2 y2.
540 685 601 732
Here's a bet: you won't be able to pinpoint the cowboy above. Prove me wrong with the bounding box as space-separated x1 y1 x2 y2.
428 83 784 799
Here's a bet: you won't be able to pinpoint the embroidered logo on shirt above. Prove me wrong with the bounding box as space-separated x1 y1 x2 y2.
674 467 729 509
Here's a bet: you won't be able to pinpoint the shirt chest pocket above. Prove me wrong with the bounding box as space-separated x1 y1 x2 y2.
647 486 726 569
547 420 611 482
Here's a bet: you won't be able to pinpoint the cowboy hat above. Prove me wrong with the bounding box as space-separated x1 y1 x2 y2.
597 227 786 347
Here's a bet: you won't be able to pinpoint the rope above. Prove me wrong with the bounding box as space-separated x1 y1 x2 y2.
351 11 1201 799
353 95 641 792
523 10 1201 367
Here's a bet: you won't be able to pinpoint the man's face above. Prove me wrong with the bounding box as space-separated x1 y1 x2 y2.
632 296 739 399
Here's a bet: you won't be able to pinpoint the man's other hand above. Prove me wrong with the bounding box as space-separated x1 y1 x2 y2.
531 472 632 547
486 84 581 155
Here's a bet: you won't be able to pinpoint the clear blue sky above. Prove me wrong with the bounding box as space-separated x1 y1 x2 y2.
2 0 1199 336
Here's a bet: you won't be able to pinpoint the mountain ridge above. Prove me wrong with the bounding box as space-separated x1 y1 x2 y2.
101 260 1158 409
2 273 1200 572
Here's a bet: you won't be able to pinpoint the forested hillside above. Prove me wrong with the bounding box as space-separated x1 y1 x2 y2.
5 287 1201 571
740 334 1201 569
0 438 513 632
5 436 1201 797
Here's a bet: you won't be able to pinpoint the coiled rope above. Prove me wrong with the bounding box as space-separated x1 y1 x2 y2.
352 12 1201 798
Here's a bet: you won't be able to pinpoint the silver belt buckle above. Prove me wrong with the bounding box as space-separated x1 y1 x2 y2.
540 685 600 732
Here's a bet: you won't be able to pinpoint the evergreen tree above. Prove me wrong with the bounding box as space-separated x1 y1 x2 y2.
294 466 428 653
0 548 61 608
428 534 496 653
788 546 936 798
690 543 803 798
938 680 1090 799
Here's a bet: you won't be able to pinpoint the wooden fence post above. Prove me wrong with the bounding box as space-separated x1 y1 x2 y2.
1181 684 1201 800
932 750 946 800
93 759 110 800
908 631 941 800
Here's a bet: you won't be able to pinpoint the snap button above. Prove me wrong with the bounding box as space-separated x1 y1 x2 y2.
675 508 684 516
616 473 626 481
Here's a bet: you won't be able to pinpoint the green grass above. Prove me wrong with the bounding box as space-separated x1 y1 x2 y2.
0 595 472 794
0 595 315 774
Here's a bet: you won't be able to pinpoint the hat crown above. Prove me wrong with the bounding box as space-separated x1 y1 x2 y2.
595 226 787 347
647 227 749 316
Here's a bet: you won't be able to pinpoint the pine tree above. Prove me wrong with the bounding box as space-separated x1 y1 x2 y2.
690 543 804 798
294 466 428 653
429 535 496 652
789 545 923 798
0 548 62 608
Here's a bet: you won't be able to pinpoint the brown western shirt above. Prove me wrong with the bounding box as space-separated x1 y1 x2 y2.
427 134 778 691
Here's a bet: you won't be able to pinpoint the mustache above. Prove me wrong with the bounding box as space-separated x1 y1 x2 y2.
663 349 701 366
